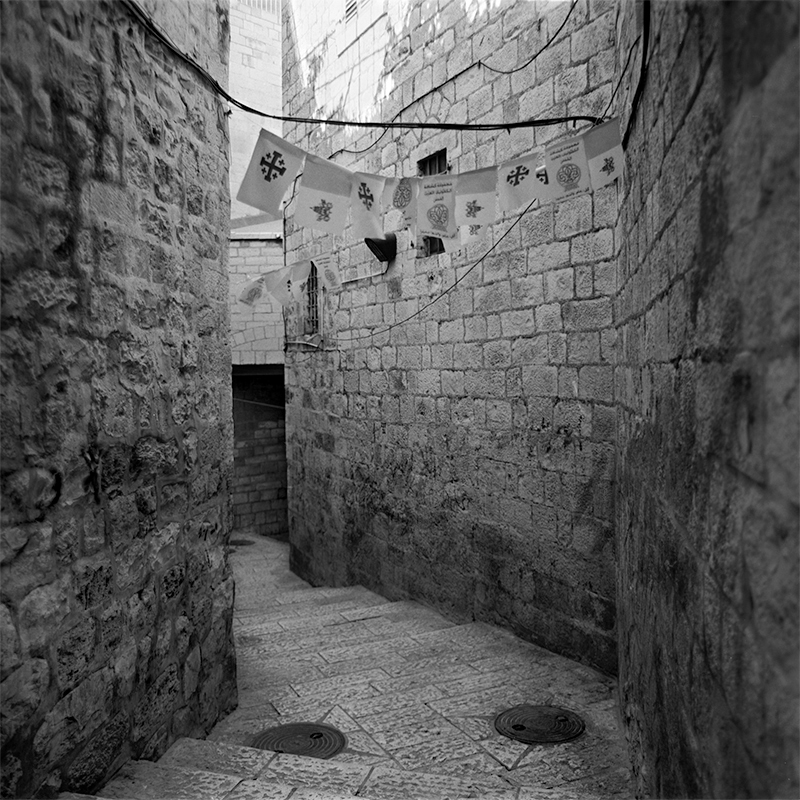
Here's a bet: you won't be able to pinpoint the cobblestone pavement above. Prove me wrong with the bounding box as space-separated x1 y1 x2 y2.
81 533 634 800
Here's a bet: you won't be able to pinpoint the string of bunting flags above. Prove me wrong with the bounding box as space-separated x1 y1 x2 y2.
237 118 624 307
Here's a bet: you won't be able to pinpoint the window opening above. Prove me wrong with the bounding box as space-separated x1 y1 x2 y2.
417 148 448 257
305 263 320 335
239 0 280 15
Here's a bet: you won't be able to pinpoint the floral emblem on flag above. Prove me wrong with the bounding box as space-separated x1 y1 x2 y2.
427 204 449 231
311 199 333 222
601 156 615 175
469 225 481 236
358 182 374 209
393 178 412 209
465 200 483 218
556 163 581 190
506 165 530 186
259 150 286 182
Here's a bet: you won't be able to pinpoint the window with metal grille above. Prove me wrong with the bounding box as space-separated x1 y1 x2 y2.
305 263 320 335
239 0 280 16
417 149 448 257
345 0 357 23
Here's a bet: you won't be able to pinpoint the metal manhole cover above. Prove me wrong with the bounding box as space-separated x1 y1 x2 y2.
250 722 346 759
494 705 585 744
229 538 255 546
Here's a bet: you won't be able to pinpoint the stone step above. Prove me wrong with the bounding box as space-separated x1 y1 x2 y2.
81 744 530 799
235 585 393 617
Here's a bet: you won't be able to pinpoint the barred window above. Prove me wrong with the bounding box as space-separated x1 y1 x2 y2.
304 263 320 335
417 149 448 257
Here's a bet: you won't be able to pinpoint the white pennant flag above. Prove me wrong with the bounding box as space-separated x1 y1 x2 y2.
417 175 457 239
460 223 488 246
497 154 542 212
237 129 306 219
545 133 591 201
312 252 342 292
263 265 293 306
238 276 266 306
455 168 497 226
351 172 386 238
584 118 625 190
383 177 420 233
288 260 312 301
295 154 353 233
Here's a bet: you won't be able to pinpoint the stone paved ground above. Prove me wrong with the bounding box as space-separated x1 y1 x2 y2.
67 533 634 800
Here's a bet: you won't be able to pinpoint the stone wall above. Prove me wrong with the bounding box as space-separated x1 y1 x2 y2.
232 373 287 537
282 0 621 675
229 0 283 235
230 238 286 365
612 1 799 797
0 1 236 796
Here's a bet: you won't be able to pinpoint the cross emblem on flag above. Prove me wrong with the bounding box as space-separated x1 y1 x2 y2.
260 150 287 182
312 198 333 222
506 165 530 186
465 200 483 218
358 182 374 209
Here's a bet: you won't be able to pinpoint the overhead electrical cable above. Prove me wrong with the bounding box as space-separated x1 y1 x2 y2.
330 0 580 158
480 0 578 75
120 0 601 135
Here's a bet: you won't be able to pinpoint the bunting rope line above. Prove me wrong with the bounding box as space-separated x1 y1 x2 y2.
329 0 579 158
331 195 539 344
120 0 602 134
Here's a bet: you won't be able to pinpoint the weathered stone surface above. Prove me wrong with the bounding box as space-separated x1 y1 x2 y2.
56 616 96 690
34 667 113 768
18 575 70 652
0 0 235 794
63 711 129 794
132 663 180 744
0 604 21 679
99 759 240 800
612 3 799 798
281 0 621 677
1 658 50 746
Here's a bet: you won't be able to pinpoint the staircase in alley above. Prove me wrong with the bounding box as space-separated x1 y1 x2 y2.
58 535 633 800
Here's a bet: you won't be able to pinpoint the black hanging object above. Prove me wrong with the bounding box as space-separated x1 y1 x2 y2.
364 233 396 263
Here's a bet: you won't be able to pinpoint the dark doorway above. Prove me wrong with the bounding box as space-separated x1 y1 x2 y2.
231 365 287 540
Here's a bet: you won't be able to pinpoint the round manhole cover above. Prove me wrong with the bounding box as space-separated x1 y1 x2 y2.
229 538 255 546
250 722 346 759
494 705 585 744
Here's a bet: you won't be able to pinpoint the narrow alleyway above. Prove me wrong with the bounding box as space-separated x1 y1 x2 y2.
75 533 633 800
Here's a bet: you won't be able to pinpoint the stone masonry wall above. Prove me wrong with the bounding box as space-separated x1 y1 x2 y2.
232 415 288 537
612 1 799 797
282 0 621 675
230 238 286 365
232 373 288 537
228 0 283 231
0 2 236 796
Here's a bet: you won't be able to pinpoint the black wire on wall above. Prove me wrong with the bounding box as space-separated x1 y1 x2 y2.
120 0 601 136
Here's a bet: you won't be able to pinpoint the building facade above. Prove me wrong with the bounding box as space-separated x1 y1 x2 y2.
0 2 237 795
280 0 799 797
